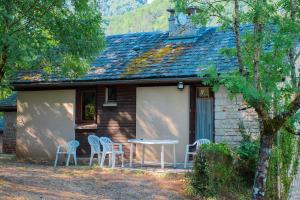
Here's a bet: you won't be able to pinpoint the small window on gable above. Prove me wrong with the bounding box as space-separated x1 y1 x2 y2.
103 87 117 107
82 91 96 121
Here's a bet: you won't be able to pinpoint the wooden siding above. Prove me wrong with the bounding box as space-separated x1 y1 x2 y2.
189 85 196 144
75 86 136 157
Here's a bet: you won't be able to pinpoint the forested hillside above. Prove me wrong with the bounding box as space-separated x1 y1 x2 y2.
104 0 170 35
98 0 147 17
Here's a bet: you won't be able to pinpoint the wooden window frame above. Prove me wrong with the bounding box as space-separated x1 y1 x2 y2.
76 89 97 124
103 86 118 107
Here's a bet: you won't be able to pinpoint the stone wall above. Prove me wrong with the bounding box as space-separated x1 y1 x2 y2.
3 112 17 153
214 86 260 146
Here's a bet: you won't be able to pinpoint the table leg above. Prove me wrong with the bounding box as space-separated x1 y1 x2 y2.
130 143 133 168
141 144 145 166
173 144 176 168
161 144 164 169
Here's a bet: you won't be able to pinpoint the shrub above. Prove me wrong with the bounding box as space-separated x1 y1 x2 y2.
187 121 300 199
235 135 259 184
188 143 236 197
265 128 300 200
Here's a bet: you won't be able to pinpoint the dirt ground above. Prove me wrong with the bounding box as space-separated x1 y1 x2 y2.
0 155 191 200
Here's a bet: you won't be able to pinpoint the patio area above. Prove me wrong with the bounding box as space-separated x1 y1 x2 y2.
0 154 191 200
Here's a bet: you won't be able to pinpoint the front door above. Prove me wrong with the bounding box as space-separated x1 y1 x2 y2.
195 87 214 141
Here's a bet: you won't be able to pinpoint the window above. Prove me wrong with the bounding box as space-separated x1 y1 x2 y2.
105 87 117 102
104 87 117 107
82 91 96 121
196 87 212 98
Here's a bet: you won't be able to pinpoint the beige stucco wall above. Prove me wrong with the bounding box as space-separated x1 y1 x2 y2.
136 86 190 163
16 90 76 162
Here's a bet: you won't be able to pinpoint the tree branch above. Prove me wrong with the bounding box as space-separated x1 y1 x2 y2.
252 1 263 90
273 93 300 130
289 0 297 86
9 0 40 29
233 0 244 75
0 2 11 83
0 44 8 82
9 0 57 35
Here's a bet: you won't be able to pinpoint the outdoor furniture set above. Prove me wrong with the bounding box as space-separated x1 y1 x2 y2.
54 136 210 169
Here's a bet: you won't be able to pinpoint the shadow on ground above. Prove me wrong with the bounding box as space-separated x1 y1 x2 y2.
0 154 190 200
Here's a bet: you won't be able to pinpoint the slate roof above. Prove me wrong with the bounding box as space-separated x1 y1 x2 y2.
14 25 252 84
0 93 17 109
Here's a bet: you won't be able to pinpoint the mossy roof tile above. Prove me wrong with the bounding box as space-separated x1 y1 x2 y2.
14 26 255 84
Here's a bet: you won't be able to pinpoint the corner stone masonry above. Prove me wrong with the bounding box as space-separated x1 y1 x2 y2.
214 86 260 146
3 112 17 153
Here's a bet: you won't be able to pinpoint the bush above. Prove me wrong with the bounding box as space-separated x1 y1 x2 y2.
187 122 300 199
188 143 237 197
265 128 300 200
235 135 259 184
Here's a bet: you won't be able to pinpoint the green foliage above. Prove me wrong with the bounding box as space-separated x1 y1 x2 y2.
174 0 300 116
266 128 300 200
187 143 251 199
0 0 105 84
235 122 260 183
175 1 300 196
105 0 170 35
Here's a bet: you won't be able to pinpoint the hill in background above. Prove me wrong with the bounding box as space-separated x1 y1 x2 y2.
104 0 170 35
98 0 148 17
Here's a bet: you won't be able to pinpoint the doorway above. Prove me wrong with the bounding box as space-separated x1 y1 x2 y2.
195 87 214 141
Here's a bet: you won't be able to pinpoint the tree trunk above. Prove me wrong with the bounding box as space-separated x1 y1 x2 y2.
289 0 297 86
252 133 276 200
233 0 244 75
0 44 8 82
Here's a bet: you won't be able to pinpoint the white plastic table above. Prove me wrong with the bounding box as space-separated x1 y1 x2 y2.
128 139 179 169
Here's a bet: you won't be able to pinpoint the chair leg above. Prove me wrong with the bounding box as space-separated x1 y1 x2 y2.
74 154 77 166
66 154 71 166
89 152 94 166
108 154 112 166
100 153 106 167
54 153 59 167
121 153 124 168
97 153 101 166
184 152 188 169
112 153 116 168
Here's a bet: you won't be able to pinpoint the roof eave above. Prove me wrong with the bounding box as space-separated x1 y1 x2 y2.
12 77 204 90
0 106 17 112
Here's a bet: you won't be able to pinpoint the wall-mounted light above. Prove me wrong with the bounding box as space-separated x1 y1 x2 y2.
177 82 184 90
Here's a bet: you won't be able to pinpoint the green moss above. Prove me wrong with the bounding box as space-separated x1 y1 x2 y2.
123 44 188 77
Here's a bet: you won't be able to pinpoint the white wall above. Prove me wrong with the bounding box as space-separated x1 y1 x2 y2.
16 90 76 162
136 86 190 163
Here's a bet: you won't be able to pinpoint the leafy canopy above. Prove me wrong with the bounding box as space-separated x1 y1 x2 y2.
0 0 105 87
175 0 300 121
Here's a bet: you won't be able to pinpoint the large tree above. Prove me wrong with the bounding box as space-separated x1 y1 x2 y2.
175 0 300 199
0 0 104 88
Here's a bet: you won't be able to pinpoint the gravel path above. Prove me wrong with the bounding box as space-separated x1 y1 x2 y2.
0 155 191 200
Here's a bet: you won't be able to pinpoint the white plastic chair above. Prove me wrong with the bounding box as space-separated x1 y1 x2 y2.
99 137 124 168
184 139 211 168
88 135 102 166
54 140 80 167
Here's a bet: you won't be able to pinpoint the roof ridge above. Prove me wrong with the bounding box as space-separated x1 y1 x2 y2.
106 31 167 38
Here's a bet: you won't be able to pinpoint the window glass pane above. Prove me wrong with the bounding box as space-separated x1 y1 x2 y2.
82 91 95 121
107 87 117 102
